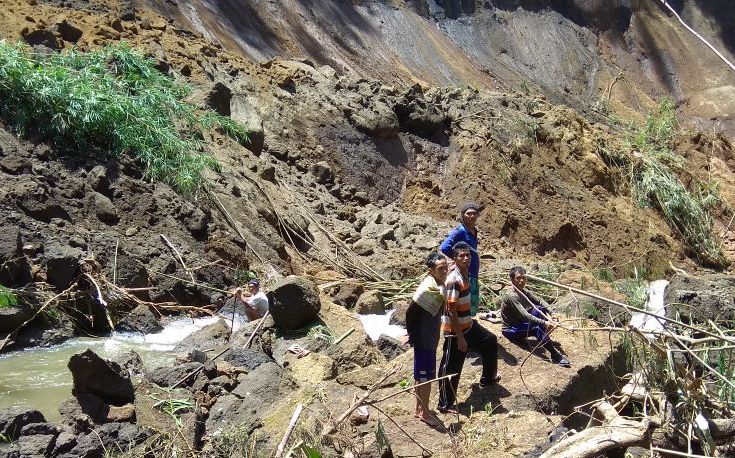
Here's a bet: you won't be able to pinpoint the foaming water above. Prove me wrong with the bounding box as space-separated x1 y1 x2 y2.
0 315 230 421
629 279 669 336
358 310 407 341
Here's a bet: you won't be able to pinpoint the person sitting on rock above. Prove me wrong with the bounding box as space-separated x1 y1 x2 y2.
437 242 500 415
406 252 449 428
234 279 269 321
501 266 570 367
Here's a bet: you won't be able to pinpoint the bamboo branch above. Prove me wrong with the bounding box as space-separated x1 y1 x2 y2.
160 234 196 283
245 311 270 348
274 403 303 458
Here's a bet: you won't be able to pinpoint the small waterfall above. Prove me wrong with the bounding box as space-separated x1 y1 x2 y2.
358 310 407 341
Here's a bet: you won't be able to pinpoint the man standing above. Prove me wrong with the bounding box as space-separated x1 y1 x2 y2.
441 202 481 316
437 242 500 414
406 252 448 428
501 266 570 367
234 279 269 321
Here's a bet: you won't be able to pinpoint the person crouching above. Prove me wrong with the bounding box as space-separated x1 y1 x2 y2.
406 252 448 428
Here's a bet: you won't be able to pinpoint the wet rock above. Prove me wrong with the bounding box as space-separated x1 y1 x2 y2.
93 423 149 455
0 304 34 335
69 350 135 406
13 312 75 349
57 20 83 43
116 305 162 334
187 349 208 364
174 319 230 351
57 431 103 458
147 362 202 388
328 279 364 309
223 348 272 371
665 273 735 323
59 393 106 427
91 192 119 225
44 243 82 290
388 300 409 326
267 276 320 330
0 407 45 441
376 334 406 361
309 161 334 185
356 290 385 315
0 227 31 287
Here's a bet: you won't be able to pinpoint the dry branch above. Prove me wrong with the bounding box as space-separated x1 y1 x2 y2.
160 234 196 283
274 403 303 458
539 401 659 458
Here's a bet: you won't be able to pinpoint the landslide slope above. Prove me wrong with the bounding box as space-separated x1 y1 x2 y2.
139 0 735 137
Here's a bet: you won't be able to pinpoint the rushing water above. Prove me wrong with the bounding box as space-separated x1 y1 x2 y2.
629 279 669 336
0 315 223 422
358 310 406 341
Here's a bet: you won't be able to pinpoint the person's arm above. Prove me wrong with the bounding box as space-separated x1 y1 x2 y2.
440 227 459 259
446 279 468 352
510 292 547 326
526 289 551 311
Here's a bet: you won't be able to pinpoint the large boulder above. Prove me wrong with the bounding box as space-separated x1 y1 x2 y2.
44 243 82 291
68 350 134 406
665 273 735 323
328 279 364 309
116 305 163 334
0 407 45 441
388 300 409 326
376 334 407 361
0 303 34 334
267 276 321 330
0 227 31 286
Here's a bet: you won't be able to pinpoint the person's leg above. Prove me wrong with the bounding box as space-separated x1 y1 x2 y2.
502 322 532 344
437 337 467 411
413 348 436 418
466 322 499 385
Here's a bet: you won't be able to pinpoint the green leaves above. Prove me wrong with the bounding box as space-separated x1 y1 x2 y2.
0 285 18 309
0 41 249 193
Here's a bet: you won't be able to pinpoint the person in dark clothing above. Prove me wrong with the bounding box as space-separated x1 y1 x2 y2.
406 252 448 428
440 202 481 316
437 242 500 414
501 266 570 367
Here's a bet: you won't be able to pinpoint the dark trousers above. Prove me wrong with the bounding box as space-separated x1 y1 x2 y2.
437 320 498 409
502 307 550 344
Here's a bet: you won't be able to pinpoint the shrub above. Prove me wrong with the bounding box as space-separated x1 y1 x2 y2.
0 41 248 193
628 99 727 268
0 285 18 309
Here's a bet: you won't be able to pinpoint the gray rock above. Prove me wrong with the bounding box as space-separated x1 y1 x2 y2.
348 102 400 137
267 276 320 330
147 362 202 388
91 192 119 225
116 305 162 334
51 431 77 456
230 93 264 153
59 394 107 427
19 422 59 437
206 363 295 436
0 227 31 286
352 238 376 256
665 273 735 323
356 290 385 315
57 432 103 458
376 334 407 361
68 350 134 406
223 348 272 371
309 161 334 185
115 350 144 378
17 433 56 457
0 304 34 334
0 408 45 441
329 279 364 309
174 319 230 351
388 300 409 326
87 166 109 194
44 243 82 290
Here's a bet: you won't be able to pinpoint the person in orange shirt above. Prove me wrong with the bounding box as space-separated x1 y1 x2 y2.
437 242 500 414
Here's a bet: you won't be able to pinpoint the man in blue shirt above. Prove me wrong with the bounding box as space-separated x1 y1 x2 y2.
440 202 481 316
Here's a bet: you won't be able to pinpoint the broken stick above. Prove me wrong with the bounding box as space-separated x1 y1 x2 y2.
274 403 304 458
160 234 196 283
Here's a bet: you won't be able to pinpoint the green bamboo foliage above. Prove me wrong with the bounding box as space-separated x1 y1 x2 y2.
0 41 248 193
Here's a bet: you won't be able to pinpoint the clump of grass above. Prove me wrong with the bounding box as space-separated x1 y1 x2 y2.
307 325 334 344
629 98 727 268
0 41 248 193
0 285 18 309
